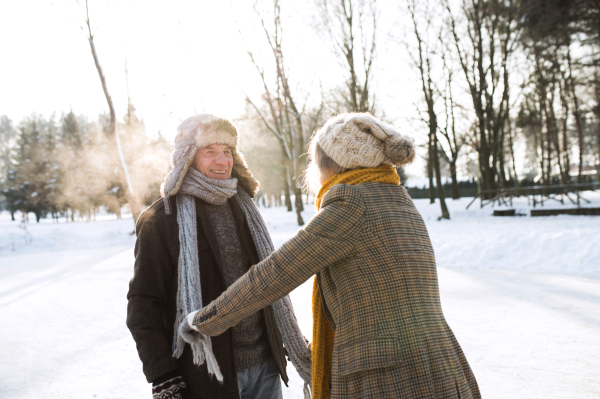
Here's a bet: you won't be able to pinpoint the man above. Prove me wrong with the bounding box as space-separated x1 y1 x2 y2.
127 114 311 399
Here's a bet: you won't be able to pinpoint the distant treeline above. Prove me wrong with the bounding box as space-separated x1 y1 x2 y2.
0 105 172 222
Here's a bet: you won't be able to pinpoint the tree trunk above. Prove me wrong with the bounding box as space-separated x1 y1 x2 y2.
597 128 600 179
450 160 460 199
547 127 552 184
560 79 571 181
546 96 566 184
573 98 585 183
428 133 435 204
85 0 140 223
567 45 585 183
552 121 567 184
508 118 520 189
480 146 496 195
283 165 292 212
498 125 508 189
294 186 305 225
562 111 571 181
433 138 450 219
538 88 549 185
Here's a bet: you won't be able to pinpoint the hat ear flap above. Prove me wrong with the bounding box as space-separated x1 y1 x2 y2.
231 149 260 196
161 144 196 198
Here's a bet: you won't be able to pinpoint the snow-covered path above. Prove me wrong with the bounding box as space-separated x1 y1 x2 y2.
1 194 599 398
439 268 600 398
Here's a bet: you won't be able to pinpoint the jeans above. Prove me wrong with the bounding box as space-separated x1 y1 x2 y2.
237 358 283 399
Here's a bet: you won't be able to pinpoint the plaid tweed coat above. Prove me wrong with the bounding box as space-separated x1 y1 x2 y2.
192 182 481 399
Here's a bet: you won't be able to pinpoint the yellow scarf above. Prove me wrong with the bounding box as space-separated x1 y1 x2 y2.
311 165 400 399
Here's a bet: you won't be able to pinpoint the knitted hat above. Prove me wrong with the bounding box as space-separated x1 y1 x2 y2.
312 113 416 169
160 114 259 213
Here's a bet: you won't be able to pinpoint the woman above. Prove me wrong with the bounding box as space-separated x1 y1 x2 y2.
181 113 481 399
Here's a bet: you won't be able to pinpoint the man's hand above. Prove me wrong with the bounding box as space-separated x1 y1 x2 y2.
152 371 190 399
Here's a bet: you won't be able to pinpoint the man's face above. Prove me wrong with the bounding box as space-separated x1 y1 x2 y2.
192 144 234 180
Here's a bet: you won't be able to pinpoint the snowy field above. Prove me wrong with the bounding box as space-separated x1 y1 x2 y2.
1 192 599 398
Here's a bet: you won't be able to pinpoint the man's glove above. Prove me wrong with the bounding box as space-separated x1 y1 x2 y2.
152 371 190 399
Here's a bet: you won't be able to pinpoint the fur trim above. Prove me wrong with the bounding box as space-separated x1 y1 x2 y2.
194 117 238 149
232 149 260 196
174 151 197 195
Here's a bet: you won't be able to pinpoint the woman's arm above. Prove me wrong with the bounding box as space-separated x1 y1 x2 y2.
191 184 366 336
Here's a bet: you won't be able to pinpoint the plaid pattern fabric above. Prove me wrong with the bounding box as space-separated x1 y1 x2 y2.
193 183 481 398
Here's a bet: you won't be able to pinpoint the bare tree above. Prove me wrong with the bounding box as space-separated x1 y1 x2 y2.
316 0 377 113
566 43 586 183
83 0 140 222
407 0 450 219
241 0 312 225
444 0 519 198
438 39 466 199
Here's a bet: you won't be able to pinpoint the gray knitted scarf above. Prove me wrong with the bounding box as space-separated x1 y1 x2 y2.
172 169 312 395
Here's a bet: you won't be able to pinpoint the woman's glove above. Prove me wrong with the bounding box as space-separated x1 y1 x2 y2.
178 311 202 345
177 310 225 383
152 371 190 399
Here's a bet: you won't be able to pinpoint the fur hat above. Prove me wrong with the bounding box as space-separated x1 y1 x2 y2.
312 113 416 169
160 114 259 212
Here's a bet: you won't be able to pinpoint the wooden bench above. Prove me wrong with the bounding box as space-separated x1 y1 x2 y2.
467 183 600 209
530 208 600 216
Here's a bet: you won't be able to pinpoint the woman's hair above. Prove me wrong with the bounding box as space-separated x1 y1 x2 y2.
303 142 345 194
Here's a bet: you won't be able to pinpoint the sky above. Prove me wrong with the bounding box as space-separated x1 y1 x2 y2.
0 0 437 179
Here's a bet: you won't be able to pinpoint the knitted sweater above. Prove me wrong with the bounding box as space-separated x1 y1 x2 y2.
206 202 272 371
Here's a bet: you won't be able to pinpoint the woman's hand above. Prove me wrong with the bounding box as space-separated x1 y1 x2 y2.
178 312 202 345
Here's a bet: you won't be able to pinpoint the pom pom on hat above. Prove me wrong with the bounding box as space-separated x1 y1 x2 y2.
383 133 416 166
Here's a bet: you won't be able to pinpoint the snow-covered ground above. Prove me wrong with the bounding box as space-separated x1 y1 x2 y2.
0 192 599 398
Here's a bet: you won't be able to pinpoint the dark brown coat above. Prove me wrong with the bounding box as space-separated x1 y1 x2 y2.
126 195 288 399
191 183 481 399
